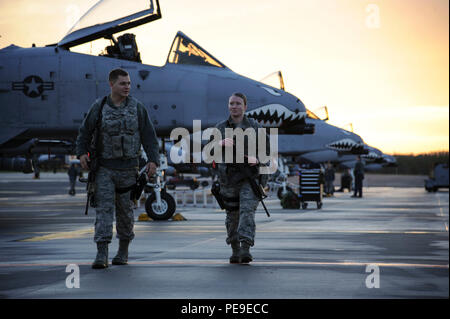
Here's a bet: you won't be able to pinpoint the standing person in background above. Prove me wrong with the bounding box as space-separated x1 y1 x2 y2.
68 162 81 195
352 156 365 198
324 162 335 197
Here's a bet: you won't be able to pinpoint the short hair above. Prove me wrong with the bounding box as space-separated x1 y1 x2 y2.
109 68 129 83
231 92 247 106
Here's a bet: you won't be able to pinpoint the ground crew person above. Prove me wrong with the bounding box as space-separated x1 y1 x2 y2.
324 162 335 197
337 168 352 192
76 68 159 269
212 92 271 264
68 162 81 195
352 156 365 198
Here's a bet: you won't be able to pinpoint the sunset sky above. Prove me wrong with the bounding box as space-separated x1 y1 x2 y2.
0 0 448 155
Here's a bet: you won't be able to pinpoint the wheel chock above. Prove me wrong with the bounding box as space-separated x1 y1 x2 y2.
171 213 186 221
138 213 152 221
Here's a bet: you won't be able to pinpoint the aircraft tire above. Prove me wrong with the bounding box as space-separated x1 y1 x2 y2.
145 191 176 220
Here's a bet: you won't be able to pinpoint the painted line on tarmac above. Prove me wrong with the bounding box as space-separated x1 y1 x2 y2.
0 259 447 269
135 228 447 235
17 227 446 242
18 228 94 242
130 260 450 269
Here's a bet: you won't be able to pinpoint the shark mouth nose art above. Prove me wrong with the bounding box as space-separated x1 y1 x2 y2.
245 104 306 127
362 151 382 160
326 138 364 151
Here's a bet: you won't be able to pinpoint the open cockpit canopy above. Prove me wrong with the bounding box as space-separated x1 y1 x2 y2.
57 0 160 49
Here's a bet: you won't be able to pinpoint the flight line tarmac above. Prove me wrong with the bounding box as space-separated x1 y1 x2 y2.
0 172 448 299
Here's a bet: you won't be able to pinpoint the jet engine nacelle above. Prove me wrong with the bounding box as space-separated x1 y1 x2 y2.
0 157 33 173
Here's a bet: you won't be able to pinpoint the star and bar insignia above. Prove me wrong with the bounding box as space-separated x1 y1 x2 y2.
12 75 54 98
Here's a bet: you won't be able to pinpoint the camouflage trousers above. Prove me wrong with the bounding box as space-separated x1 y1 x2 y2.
93 166 137 243
220 181 259 246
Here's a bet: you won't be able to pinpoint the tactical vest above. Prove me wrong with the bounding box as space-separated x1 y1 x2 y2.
99 97 141 160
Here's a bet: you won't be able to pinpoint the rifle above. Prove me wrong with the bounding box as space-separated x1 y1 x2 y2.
81 160 96 215
211 129 270 216
79 96 107 215
225 164 270 217
239 165 270 217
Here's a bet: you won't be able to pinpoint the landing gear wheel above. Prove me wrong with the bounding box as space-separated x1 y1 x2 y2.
317 201 322 209
277 186 294 200
301 202 308 209
145 191 176 220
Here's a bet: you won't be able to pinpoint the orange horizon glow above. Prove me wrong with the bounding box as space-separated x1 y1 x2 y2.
0 0 448 155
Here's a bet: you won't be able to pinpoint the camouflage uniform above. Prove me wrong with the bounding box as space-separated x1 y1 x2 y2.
93 166 137 242
214 115 271 248
76 95 159 244
220 181 259 246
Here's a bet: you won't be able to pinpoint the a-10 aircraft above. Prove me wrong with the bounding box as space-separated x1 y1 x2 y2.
0 0 312 157
276 109 396 170
277 110 366 161
261 102 396 197
0 0 316 219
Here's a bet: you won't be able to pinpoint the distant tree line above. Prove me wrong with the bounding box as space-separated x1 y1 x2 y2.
374 151 449 175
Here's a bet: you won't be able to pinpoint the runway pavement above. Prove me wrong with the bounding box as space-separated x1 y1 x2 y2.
0 172 448 300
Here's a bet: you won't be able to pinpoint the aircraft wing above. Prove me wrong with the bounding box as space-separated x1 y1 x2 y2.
0 127 28 148
57 0 161 49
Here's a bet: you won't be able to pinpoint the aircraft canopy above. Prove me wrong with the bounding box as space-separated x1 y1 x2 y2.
58 0 160 49
306 109 320 120
166 31 227 69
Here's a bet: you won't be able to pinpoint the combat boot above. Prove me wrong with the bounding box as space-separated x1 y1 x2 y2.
92 242 108 269
240 242 253 264
229 241 241 264
112 240 129 265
